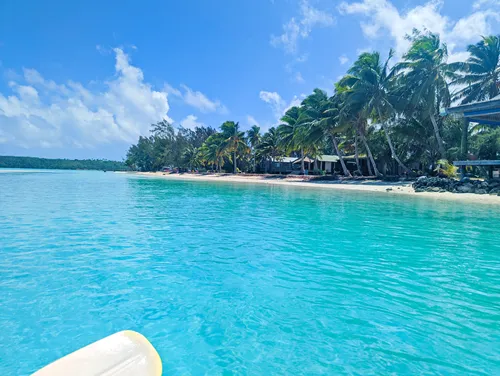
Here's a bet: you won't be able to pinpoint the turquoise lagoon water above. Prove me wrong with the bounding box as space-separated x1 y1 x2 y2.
0 169 499 375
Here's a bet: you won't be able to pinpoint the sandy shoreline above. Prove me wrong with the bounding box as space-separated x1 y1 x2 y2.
126 171 500 206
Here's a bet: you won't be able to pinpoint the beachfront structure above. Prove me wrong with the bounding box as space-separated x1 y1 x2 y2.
267 157 297 174
447 97 500 178
266 155 370 175
314 155 339 174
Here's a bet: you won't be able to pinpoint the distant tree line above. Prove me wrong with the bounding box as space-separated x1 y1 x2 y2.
127 31 500 177
0 156 128 171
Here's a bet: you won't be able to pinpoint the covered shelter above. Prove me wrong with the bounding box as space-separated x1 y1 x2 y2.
446 97 500 178
267 157 297 174
293 156 315 173
314 155 339 174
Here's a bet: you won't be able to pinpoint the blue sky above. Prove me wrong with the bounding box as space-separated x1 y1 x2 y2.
0 0 499 160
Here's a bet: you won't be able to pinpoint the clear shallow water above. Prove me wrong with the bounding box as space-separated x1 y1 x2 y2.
0 170 499 375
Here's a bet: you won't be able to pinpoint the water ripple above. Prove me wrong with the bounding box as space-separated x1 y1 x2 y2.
0 171 499 375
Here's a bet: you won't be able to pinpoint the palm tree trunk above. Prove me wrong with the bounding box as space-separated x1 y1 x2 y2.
430 112 446 158
331 134 352 177
233 150 237 174
377 108 410 174
366 155 373 176
359 131 381 177
300 148 305 174
381 123 410 174
354 132 361 175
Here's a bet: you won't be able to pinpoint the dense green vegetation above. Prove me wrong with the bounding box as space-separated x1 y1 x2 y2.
127 32 500 176
0 156 127 171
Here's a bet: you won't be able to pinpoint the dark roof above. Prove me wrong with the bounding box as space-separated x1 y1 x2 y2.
446 96 500 126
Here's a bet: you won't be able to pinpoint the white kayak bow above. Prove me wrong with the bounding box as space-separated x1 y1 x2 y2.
33 330 162 376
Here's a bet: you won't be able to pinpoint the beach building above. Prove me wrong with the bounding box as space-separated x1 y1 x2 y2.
447 97 500 178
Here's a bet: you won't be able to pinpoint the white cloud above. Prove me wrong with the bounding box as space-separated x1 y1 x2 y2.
293 72 305 83
259 91 286 119
0 48 172 149
259 90 305 122
339 54 349 65
163 82 182 97
271 0 334 53
179 114 204 130
449 11 500 44
163 82 227 114
180 84 227 113
246 115 260 127
338 0 500 58
473 0 500 10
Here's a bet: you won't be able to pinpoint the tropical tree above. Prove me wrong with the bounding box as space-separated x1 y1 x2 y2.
277 106 317 174
395 31 457 158
182 145 201 170
301 89 352 177
256 127 283 172
344 50 411 173
201 133 228 173
336 79 382 176
247 125 261 149
221 121 248 174
247 125 261 172
452 35 500 104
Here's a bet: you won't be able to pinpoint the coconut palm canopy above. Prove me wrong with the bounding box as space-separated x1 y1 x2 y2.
127 31 500 177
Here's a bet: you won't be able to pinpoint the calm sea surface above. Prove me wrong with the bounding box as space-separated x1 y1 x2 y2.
0 170 499 375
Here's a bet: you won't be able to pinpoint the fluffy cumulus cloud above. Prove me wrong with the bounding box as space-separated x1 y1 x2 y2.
338 0 500 58
271 0 334 54
0 48 172 149
259 90 304 123
165 83 227 114
179 114 204 130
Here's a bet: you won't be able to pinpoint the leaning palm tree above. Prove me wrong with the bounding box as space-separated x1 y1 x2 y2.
336 79 381 176
301 89 352 177
277 106 305 173
221 121 248 174
452 35 500 104
395 31 457 158
344 51 410 173
277 106 319 174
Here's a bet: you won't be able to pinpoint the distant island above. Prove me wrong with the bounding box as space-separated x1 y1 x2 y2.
0 156 128 171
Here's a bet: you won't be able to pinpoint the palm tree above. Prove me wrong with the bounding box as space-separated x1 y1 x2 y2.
221 121 248 174
247 125 261 172
336 79 382 176
301 89 352 177
201 133 228 173
277 106 315 174
452 35 500 104
395 31 456 159
247 125 261 149
256 127 283 172
182 145 201 170
344 50 411 173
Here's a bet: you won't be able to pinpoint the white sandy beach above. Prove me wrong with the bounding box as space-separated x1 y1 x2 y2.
127 172 500 205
